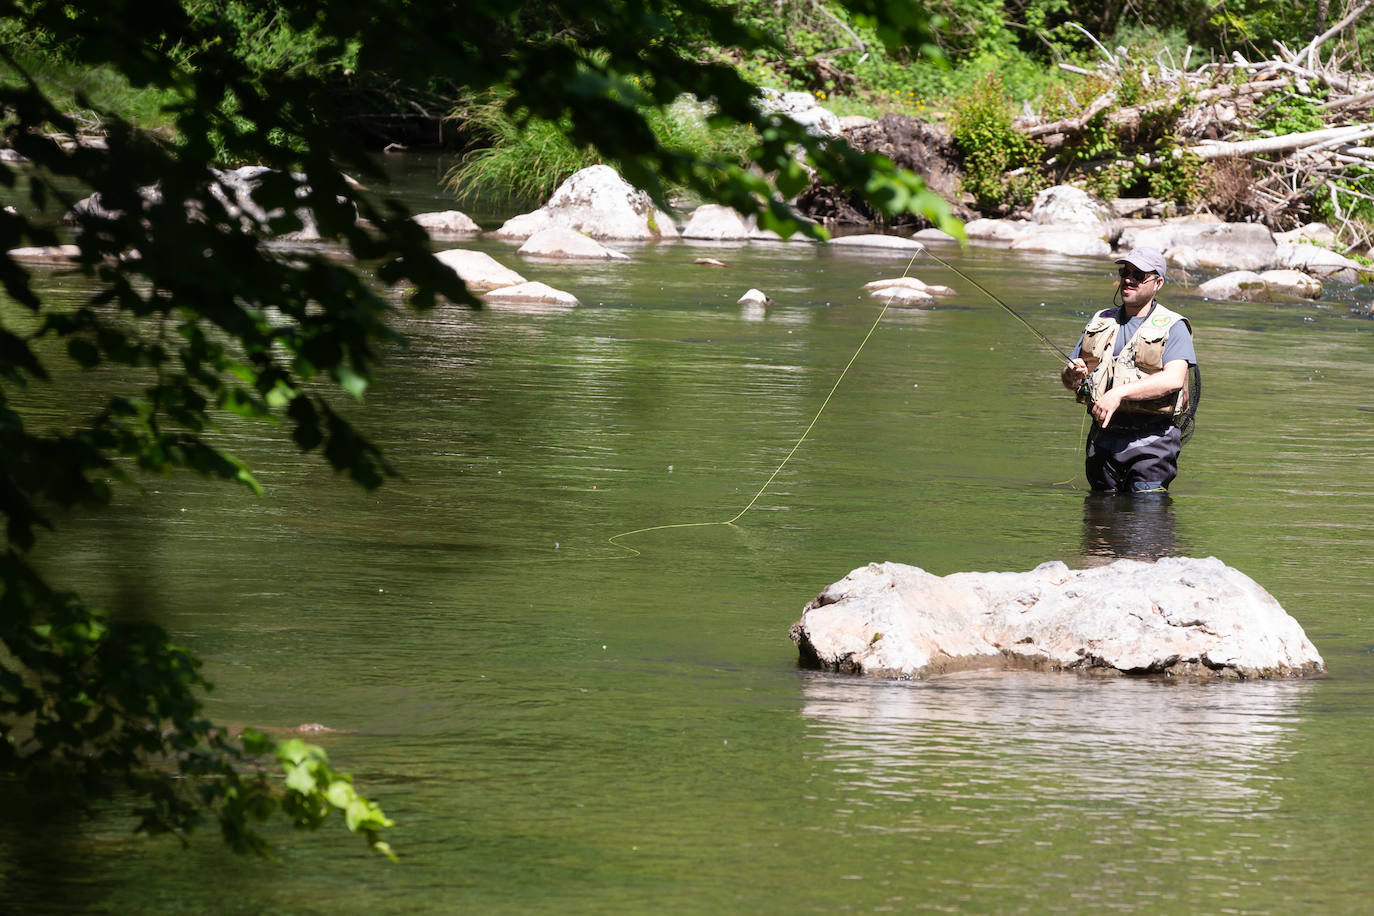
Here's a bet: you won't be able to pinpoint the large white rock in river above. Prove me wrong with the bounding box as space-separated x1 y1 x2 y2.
493 164 678 241
790 557 1324 680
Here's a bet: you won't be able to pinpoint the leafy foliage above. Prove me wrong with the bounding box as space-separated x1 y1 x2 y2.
949 73 1045 212
448 91 757 204
0 0 959 859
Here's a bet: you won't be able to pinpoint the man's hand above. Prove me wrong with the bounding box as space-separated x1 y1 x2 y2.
1091 389 1124 428
1061 358 1088 391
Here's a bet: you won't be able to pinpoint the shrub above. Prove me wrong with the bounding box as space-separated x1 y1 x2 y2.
948 73 1045 212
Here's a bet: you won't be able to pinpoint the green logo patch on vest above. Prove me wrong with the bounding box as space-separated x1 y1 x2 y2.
1151 313 1171 327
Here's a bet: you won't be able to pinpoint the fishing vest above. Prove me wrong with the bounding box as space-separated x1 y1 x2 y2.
1077 302 1190 419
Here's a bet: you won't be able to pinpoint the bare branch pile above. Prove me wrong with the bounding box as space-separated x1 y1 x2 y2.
1013 8 1374 248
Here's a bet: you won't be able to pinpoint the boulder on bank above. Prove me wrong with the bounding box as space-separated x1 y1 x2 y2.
757 87 842 138
964 218 1032 241
434 249 526 291
1031 185 1112 235
682 205 752 241
1275 222 1338 247
829 234 925 251
413 210 481 238
1009 229 1111 257
1121 220 1277 272
517 227 629 260
492 164 678 241
790 557 1324 680
1276 242 1369 283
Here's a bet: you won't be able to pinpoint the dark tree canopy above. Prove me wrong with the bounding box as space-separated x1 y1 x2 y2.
0 0 953 855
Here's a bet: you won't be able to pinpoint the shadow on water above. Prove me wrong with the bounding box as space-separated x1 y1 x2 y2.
1080 492 1181 564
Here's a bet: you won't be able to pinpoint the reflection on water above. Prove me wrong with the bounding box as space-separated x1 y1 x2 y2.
801 670 1310 821
1081 492 1180 563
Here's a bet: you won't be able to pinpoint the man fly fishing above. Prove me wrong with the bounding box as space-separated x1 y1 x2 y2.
1060 247 1199 494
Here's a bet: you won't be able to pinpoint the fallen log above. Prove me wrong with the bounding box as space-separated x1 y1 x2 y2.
1185 123 1374 159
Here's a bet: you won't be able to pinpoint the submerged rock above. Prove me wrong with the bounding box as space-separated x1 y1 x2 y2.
869 285 935 306
790 557 1324 680
483 281 580 306
863 276 955 297
517 227 629 260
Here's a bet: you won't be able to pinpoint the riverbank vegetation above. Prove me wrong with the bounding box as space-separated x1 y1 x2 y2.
441 1 1374 249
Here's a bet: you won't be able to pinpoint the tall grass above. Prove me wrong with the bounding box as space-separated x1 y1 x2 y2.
446 92 756 203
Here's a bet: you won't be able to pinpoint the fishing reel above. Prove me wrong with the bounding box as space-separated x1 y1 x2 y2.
1077 378 1095 407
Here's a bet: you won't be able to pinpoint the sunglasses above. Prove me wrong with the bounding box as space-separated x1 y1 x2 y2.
1118 267 1159 283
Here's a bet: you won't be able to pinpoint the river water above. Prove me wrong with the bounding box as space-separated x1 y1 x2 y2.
5 157 1374 913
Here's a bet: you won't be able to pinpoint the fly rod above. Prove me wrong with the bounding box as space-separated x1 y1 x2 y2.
919 247 1077 366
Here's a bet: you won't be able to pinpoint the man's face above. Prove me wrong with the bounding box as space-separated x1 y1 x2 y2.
1118 264 1161 308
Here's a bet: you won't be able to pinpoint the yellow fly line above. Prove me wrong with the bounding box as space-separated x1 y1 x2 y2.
607 247 923 557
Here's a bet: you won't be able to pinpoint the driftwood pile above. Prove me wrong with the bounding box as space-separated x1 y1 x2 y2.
1012 2 1374 248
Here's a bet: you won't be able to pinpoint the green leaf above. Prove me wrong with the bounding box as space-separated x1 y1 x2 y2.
335 363 369 401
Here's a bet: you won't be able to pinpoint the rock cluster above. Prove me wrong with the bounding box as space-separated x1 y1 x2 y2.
791 557 1325 680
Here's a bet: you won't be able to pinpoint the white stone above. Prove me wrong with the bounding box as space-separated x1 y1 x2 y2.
1009 230 1111 257
1121 221 1276 272
1276 242 1369 282
838 115 877 131
6 245 82 262
412 210 481 237
863 276 955 297
1273 222 1338 247
829 234 925 251
1031 185 1113 233
869 285 936 306
963 218 1032 242
737 288 771 305
482 281 580 306
681 205 752 241
1197 270 1268 301
433 249 526 291
912 228 958 242
492 164 679 241
517 227 630 260
757 88 842 138
1259 269 1322 299
790 557 1324 679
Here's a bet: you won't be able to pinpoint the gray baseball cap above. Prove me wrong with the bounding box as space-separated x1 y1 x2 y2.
1115 246 1167 280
